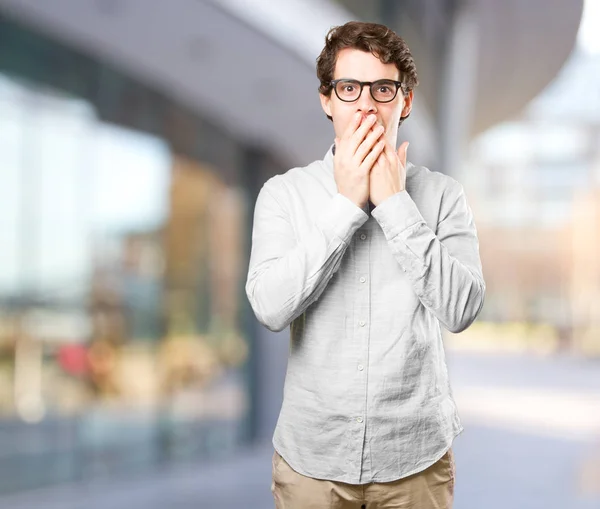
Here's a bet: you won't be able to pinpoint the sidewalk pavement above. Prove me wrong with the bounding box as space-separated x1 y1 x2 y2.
3 351 600 509
0 441 276 509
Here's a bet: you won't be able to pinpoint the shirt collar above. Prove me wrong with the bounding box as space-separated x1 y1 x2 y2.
323 143 335 173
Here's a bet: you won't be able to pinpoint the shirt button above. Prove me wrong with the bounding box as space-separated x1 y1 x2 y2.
358 364 364 371
357 417 363 423
360 233 367 240
359 276 366 283
359 320 366 327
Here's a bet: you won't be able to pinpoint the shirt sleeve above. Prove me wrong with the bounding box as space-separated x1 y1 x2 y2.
246 179 368 332
371 182 485 333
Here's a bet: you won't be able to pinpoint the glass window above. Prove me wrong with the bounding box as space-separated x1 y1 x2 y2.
0 70 250 491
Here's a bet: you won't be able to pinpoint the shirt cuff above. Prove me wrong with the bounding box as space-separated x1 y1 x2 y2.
371 191 425 239
317 193 369 244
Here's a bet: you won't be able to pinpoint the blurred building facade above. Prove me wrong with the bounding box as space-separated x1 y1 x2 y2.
459 48 600 355
0 0 585 495
0 22 259 493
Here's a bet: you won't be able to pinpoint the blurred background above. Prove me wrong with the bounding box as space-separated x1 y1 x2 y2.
0 0 598 508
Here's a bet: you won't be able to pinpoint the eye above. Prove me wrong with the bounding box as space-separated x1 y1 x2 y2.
377 85 391 94
343 84 356 93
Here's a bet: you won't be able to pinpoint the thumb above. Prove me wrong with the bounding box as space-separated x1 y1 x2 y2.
397 141 409 166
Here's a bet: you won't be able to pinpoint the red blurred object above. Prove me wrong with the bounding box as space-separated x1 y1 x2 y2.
57 344 89 376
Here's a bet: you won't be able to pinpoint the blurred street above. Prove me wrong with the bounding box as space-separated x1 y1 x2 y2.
1 349 598 509
0 0 598 507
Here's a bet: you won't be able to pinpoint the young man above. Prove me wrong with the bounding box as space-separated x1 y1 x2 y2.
246 21 485 509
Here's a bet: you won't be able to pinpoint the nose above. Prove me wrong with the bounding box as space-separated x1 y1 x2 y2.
356 84 377 115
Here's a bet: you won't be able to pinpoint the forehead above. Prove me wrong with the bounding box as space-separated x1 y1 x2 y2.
334 48 399 81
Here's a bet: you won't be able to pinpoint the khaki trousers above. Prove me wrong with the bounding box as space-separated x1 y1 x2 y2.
271 449 455 509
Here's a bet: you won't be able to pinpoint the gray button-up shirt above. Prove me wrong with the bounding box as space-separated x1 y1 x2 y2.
246 146 485 484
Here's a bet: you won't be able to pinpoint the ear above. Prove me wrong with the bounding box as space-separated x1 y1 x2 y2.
401 90 414 117
319 93 332 118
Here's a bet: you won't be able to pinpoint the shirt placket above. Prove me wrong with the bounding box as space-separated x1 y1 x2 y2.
353 218 372 482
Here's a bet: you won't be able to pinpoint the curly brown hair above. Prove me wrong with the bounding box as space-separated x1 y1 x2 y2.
316 21 419 123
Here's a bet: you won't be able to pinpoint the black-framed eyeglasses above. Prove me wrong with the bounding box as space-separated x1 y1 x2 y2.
330 79 405 103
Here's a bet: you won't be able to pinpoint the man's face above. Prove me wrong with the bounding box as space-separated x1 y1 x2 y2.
319 48 413 146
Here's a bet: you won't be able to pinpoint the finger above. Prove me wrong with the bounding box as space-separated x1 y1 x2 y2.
341 112 364 141
383 138 399 168
355 125 385 164
383 137 395 158
349 114 378 154
360 139 385 171
397 141 409 167
376 150 387 169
